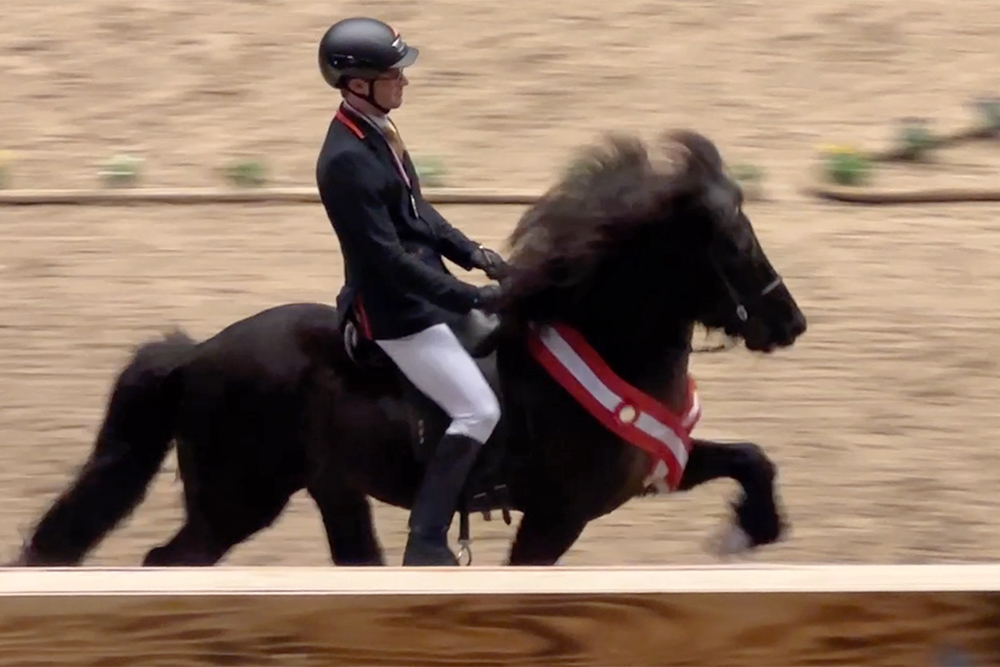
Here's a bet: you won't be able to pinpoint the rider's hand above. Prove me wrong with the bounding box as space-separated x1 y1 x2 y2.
471 246 508 281
474 283 503 309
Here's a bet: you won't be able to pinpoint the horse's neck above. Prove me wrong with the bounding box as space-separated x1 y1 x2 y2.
568 311 694 413
519 241 697 409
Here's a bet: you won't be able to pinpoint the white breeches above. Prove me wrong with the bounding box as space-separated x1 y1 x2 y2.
375 322 501 444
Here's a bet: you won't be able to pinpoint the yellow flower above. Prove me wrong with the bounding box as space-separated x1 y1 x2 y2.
818 144 857 156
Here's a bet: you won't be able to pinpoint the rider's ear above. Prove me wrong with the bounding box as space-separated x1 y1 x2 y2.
346 78 368 96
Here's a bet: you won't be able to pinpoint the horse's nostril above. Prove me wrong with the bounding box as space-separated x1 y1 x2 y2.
791 311 807 336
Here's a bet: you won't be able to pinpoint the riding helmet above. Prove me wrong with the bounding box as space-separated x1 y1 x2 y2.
318 17 419 89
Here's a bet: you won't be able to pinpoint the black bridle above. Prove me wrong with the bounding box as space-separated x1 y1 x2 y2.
693 259 784 354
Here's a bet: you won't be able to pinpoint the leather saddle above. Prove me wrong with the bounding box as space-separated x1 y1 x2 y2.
343 307 502 369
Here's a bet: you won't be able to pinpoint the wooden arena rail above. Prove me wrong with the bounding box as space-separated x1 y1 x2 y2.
0 187 540 206
804 184 1000 205
0 564 997 666
3 184 999 209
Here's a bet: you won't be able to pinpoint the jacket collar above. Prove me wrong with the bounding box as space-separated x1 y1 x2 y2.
334 102 418 190
334 102 370 140
343 100 393 133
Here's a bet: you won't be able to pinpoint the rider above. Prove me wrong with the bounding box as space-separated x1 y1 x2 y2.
315 17 508 566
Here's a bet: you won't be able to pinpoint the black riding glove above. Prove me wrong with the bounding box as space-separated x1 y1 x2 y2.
471 246 509 281
474 283 503 309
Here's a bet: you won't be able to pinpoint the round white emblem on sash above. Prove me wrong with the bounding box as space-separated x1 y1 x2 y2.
617 404 638 424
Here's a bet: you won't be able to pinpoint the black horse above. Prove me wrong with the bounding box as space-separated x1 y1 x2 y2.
9 130 807 567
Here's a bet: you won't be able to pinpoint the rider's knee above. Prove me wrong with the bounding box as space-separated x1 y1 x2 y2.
481 393 502 432
460 392 501 444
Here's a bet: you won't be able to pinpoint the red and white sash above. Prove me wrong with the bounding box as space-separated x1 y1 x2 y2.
526 322 702 493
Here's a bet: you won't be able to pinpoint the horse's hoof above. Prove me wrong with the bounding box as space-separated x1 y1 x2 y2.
705 521 753 559
3 544 34 567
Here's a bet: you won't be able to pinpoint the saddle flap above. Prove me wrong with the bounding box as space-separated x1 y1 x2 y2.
451 308 501 358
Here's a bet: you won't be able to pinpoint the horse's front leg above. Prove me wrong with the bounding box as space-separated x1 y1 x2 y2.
678 439 787 556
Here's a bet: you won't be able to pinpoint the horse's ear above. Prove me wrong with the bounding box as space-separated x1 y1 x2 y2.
653 131 722 246
654 132 709 200
656 130 722 188
655 134 694 179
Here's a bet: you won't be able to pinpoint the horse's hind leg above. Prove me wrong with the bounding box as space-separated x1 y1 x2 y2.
307 481 385 566
142 488 295 566
142 520 227 566
142 482 296 566
679 439 786 554
142 437 299 566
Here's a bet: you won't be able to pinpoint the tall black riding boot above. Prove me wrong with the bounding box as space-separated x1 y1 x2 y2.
403 433 483 566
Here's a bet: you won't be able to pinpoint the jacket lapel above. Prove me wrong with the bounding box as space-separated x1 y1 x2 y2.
335 104 433 236
336 104 408 183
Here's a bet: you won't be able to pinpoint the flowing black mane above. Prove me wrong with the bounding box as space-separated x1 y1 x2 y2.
497 129 726 325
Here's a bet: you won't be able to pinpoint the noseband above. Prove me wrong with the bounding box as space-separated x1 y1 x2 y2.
694 261 784 354
730 274 784 324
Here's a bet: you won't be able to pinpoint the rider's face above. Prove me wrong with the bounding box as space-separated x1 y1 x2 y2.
371 68 408 110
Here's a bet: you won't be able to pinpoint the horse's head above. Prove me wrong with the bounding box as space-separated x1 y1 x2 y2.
663 130 807 352
498 129 806 354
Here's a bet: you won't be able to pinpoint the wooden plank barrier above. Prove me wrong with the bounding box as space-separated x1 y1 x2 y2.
803 184 1000 205
4 184 1000 209
0 187 540 207
0 564 997 666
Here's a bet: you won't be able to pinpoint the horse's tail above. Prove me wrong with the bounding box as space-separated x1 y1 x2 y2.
9 329 197 566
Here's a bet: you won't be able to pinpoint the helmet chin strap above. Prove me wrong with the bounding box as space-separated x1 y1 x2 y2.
347 78 391 114
365 86 392 114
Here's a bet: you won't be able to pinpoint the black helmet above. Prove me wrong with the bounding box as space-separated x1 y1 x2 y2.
318 17 418 89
